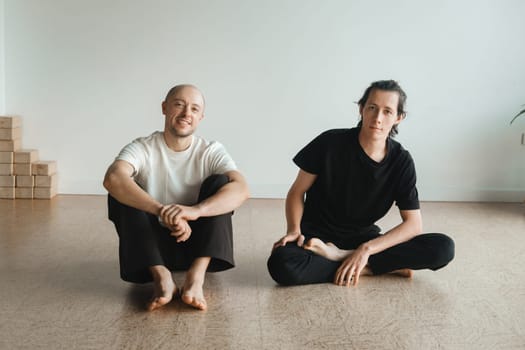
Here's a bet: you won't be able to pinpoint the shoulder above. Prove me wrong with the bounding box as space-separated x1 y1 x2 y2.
124 131 164 156
388 138 416 170
128 131 163 148
309 128 356 147
318 128 355 138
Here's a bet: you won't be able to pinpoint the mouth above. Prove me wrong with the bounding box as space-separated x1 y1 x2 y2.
176 118 192 126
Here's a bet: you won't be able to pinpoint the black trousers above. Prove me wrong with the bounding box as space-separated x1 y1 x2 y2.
267 229 455 286
108 174 234 283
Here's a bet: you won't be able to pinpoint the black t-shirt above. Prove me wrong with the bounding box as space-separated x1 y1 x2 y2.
293 128 419 240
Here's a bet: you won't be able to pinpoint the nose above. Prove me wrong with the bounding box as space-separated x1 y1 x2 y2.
183 105 192 116
371 110 382 124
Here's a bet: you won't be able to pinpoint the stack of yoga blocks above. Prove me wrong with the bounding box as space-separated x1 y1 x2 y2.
0 116 58 199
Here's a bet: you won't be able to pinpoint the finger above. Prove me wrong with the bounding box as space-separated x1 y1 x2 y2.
170 229 183 237
335 268 343 286
159 204 172 217
170 224 185 237
345 269 353 287
278 237 288 247
335 265 347 286
169 207 182 224
297 234 305 247
353 266 363 286
177 228 191 242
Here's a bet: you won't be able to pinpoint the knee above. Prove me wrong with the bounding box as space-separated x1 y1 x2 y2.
267 247 304 286
198 174 230 201
430 234 455 270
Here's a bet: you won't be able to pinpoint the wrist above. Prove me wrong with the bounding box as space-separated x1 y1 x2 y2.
286 226 301 235
360 242 373 255
152 202 164 216
194 203 205 218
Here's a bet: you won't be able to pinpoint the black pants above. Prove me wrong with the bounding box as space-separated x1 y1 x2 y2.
108 174 234 283
267 229 455 286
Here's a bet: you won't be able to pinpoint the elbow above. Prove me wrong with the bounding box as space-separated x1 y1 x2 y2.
241 184 250 202
103 172 118 193
102 176 111 192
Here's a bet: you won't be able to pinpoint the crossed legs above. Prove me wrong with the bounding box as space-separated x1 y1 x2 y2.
267 233 454 286
303 238 413 279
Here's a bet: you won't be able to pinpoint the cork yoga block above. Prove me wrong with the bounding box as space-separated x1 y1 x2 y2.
0 152 14 164
0 139 21 152
0 163 13 175
0 116 22 129
34 187 57 199
16 175 34 188
35 174 58 188
0 175 15 187
32 161 57 176
0 187 15 199
14 149 39 164
0 127 22 140
14 163 32 176
0 151 14 163
15 187 33 199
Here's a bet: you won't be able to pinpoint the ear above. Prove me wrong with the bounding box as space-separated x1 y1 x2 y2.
395 112 406 124
161 101 167 115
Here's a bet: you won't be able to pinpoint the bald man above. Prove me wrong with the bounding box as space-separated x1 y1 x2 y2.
104 84 249 311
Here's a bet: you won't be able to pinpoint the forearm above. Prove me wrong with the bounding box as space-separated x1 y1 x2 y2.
285 188 304 233
103 172 163 216
195 179 249 217
361 219 422 255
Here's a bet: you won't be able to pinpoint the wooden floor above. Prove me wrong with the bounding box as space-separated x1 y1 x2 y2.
0 196 524 349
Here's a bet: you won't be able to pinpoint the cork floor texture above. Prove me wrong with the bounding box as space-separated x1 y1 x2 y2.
0 196 524 350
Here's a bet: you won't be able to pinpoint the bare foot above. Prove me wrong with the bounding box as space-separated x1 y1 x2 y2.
391 268 413 278
181 281 207 311
147 266 177 311
303 238 352 261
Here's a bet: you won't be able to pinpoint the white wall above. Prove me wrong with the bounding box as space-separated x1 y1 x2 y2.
4 0 525 201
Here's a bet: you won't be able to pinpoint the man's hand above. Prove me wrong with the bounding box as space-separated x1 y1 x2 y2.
160 204 201 227
167 218 192 243
272 232 305 251
334 245 371 287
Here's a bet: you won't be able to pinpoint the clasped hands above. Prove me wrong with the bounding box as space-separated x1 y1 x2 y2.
159 204 201 243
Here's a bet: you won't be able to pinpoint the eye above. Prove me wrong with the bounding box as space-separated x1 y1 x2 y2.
192 107 200 113
174 101 185 108
367 105 375 111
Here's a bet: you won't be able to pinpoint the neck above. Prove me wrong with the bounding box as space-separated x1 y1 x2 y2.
358 131 388 163
163 131 192 152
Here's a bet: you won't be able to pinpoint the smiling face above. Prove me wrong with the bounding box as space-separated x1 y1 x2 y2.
162 85 205 139
359 89 404 141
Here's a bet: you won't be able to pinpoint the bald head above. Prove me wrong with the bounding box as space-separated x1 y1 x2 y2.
164 84 205 108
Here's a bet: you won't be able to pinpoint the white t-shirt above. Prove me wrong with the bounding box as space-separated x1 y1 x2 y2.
116 131 237 205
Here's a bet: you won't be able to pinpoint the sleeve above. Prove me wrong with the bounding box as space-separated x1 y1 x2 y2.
207 141 238 174
292 131 328 175
395 152 420 210
115 139 148 177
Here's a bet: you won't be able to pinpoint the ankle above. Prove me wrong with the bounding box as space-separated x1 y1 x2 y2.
150 265 171 280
